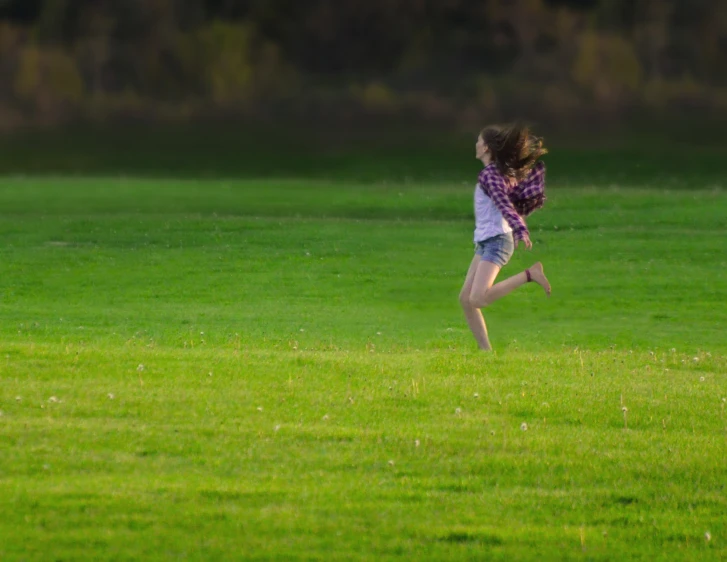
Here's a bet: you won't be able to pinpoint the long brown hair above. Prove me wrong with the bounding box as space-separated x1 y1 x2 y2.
481 123 548 182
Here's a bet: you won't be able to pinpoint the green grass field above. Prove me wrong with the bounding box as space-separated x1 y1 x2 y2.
1 138 726 560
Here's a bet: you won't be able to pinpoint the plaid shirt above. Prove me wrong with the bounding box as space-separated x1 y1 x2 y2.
477 161 546 243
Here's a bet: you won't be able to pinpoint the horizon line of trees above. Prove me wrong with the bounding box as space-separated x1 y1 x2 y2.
1 0 726 130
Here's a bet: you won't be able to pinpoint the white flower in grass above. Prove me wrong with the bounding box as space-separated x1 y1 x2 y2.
322 414 329 421
108 393 115 400
670 348 676 353
415 440 420 447
693 357 700 362
15 396 21 402
520 422 528 431
473 393 479 398
48 396 59 403
705 531 712 542
137 364 144 372
388 460 395 467
274 425 281 432
700 377 705 382
257 407 263 412
622 406 628 413
455 408 462 416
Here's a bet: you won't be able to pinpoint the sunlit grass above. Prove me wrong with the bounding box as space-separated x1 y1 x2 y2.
0 177 725 560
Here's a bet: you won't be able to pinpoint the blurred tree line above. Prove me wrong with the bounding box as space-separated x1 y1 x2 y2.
1 0 726 130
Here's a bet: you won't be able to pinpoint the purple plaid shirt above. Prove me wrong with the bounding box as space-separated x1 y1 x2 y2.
477 161 546 243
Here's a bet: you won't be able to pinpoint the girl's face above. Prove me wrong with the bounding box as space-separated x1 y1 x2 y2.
476 135 489 161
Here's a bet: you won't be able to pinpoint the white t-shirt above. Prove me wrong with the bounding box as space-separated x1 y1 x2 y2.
473 184 512 243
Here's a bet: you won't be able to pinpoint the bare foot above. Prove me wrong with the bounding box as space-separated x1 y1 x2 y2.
527 262 551 297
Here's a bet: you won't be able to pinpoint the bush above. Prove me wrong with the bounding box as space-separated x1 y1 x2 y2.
572 31 642 106
13 45 84 123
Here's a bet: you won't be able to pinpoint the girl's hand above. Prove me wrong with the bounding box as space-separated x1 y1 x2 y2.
520 233 532 250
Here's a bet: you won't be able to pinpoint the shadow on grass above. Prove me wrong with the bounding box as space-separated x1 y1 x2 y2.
0 123 725 187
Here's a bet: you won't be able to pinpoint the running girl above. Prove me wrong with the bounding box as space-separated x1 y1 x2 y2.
459 123 552 350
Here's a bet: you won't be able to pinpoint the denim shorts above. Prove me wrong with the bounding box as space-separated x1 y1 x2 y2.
475 233 514 267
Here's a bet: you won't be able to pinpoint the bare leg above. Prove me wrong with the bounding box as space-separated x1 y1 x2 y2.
470 261 551 309
459 255 496 350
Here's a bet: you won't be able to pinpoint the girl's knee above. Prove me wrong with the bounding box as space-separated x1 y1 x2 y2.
459 290 471 307
469 291 490 308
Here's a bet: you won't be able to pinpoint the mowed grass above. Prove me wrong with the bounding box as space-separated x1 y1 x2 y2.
1 174 726 561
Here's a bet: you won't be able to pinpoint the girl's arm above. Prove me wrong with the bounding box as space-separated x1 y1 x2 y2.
478 167 530 244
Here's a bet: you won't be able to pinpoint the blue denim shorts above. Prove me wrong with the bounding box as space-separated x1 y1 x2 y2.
475 233 514 267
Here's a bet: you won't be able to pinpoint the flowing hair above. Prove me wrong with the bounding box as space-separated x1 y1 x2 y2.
481 123 548 182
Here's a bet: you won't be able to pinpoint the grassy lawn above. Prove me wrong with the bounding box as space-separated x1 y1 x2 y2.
0 150 726 559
